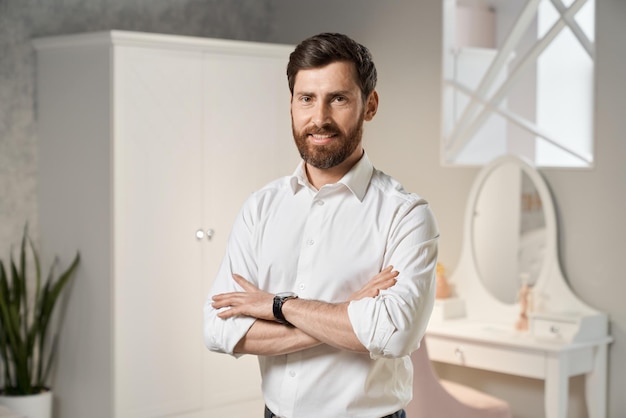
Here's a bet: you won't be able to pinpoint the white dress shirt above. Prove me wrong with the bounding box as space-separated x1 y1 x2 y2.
204 152 439 418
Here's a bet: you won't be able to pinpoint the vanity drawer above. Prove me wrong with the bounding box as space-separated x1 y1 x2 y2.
531 317 579 341
426 336 546 379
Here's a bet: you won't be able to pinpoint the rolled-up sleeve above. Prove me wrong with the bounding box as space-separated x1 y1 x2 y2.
348 203 438 359
204 298 255 356
203 198 259 357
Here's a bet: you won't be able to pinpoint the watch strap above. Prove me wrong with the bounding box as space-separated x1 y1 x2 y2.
273 293 297 326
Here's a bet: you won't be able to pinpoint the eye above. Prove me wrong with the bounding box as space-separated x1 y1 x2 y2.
332 96 348 105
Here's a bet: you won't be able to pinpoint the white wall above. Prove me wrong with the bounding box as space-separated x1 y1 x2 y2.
268 1 626 417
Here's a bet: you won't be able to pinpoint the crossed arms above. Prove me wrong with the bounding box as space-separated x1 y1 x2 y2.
204 190 439 359
211 266 399 356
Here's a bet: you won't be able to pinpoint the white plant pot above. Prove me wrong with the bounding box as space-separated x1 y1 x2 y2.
0 390 52 418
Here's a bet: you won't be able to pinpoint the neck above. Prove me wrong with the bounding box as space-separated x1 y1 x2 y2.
305 148 364 190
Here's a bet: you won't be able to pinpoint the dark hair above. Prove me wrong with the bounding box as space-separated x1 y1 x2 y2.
287 33 377 102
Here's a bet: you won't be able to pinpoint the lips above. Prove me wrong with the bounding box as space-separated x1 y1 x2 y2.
307 130 338 145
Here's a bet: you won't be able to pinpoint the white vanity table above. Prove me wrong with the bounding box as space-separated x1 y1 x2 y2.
426 156 612 418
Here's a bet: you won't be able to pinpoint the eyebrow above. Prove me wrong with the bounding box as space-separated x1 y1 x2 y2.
295 89 355 98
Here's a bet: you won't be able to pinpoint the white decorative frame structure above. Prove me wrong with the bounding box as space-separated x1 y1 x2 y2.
442 0 595 167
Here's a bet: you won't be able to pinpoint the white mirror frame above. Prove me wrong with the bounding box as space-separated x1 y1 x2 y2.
450 155 595 320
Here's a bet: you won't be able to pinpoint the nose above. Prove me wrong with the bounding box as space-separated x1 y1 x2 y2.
312 102 331 127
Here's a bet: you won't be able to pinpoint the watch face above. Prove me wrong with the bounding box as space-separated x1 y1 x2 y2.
276 292 297 298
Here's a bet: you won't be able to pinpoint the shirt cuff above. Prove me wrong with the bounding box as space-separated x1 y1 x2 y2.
347 296 397 359
204 302 256 357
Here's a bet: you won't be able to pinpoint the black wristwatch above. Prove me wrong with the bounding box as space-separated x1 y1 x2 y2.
273 292 298 326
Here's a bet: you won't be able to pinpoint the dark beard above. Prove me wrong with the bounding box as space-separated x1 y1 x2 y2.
292 114 364 169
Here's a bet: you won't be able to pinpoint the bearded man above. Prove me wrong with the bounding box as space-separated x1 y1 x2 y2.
204 32 439 418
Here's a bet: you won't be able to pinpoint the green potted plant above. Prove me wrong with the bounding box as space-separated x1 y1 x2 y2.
0 226 79 418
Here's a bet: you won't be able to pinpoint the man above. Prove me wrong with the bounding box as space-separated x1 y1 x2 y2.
204 32 439 418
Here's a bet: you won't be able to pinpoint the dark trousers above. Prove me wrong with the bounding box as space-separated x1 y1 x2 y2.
264 405 406 418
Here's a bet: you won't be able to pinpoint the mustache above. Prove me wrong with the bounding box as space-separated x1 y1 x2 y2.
304 124 340 136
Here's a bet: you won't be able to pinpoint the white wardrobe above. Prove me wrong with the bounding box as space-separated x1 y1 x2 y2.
34 31 297 418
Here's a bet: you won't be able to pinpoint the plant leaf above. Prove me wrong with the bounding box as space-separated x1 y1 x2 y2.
0 261 16 387
0 227 79 394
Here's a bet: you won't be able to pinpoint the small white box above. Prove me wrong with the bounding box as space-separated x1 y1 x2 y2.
431 297 467 321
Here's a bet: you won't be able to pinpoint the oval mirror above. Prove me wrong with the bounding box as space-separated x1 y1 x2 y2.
471 158 547 303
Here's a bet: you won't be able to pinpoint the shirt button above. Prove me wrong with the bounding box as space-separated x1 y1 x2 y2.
306 239 315 246
316 200 325 206
289 371 296 377
299 283 306 291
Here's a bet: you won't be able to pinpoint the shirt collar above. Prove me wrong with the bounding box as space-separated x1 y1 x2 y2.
289 152 374 201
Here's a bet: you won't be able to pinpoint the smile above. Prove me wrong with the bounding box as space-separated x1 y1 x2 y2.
309 133 336 145
311 133 334 139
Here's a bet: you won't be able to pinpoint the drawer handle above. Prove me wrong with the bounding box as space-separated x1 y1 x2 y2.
550 325 561 334
454 346 465 364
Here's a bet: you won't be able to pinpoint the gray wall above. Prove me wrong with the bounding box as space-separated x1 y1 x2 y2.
1 0 624 417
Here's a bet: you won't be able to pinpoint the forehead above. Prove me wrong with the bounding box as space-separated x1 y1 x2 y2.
293 61 360 93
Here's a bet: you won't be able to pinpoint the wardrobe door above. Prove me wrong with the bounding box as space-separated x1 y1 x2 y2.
201 50 297 415
113 45 206 418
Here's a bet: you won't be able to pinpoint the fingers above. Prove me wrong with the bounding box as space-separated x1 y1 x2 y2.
212 292 250 319
217 307 237 319
232 273 257 291
371 266 399 288
380 265 394 274
212 292 242 309
212 274 274 321
348 266 400 301
374 266 398 280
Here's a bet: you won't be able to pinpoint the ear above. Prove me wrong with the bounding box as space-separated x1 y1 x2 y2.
364 91 379 121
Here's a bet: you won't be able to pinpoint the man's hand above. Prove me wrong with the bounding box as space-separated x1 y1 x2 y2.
349 265 398 301
213 266 398 321
212 274 274 321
